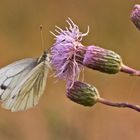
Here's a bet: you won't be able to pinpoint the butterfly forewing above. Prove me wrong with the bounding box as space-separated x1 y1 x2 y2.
0 58 37 100
0 58 37 76
0 52 50 112
3 61 49 112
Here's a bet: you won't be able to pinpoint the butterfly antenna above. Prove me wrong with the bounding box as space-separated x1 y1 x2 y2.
40 25 45 52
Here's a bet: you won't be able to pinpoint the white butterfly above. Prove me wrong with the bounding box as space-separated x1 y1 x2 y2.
0 51 50 112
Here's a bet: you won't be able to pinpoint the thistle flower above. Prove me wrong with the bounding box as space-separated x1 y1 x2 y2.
50 18 89 83
66 81 100 106
130 4 140 30
51 18 140 83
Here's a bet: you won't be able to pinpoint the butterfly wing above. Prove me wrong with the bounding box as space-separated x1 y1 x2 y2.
0 58 37 101
2 61 50 112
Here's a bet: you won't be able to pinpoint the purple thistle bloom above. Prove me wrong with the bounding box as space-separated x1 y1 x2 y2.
50 18 89 83
51 18 140 83
130 4 140 30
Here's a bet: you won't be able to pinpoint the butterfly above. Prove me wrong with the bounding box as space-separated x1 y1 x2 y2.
0 51 50 112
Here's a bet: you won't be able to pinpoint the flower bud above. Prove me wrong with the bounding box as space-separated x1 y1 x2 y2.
130 4 140 30
83 45 122 74
66 81 100 106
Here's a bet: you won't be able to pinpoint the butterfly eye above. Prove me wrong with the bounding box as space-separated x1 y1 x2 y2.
0 84 7 90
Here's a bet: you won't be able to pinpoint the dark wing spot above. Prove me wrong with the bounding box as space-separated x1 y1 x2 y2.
12 95 16 99
0 84 7 90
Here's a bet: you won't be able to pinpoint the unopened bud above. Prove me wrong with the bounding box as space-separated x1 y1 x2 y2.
83 45 122 74
130 4 140 30
66 81 100 106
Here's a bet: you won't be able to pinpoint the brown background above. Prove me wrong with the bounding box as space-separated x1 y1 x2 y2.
0 0 140 140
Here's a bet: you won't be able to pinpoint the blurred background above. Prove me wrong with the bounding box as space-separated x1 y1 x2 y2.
0 0 140 140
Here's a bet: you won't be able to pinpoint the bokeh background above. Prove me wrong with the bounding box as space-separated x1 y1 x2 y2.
0 0 140 140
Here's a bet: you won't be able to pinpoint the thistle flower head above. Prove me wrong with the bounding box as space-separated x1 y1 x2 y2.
130 4 140 30
66 81 100 106
51 18 89 44
50 18 88 84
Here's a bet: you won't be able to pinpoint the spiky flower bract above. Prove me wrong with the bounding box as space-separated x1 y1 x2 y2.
130 4 140 30
51 18 89 84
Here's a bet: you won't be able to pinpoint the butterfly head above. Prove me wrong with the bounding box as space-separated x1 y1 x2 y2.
37 51 50 64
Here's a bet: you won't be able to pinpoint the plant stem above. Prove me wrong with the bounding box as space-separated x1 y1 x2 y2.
121 64 140 76
97 97 140 112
